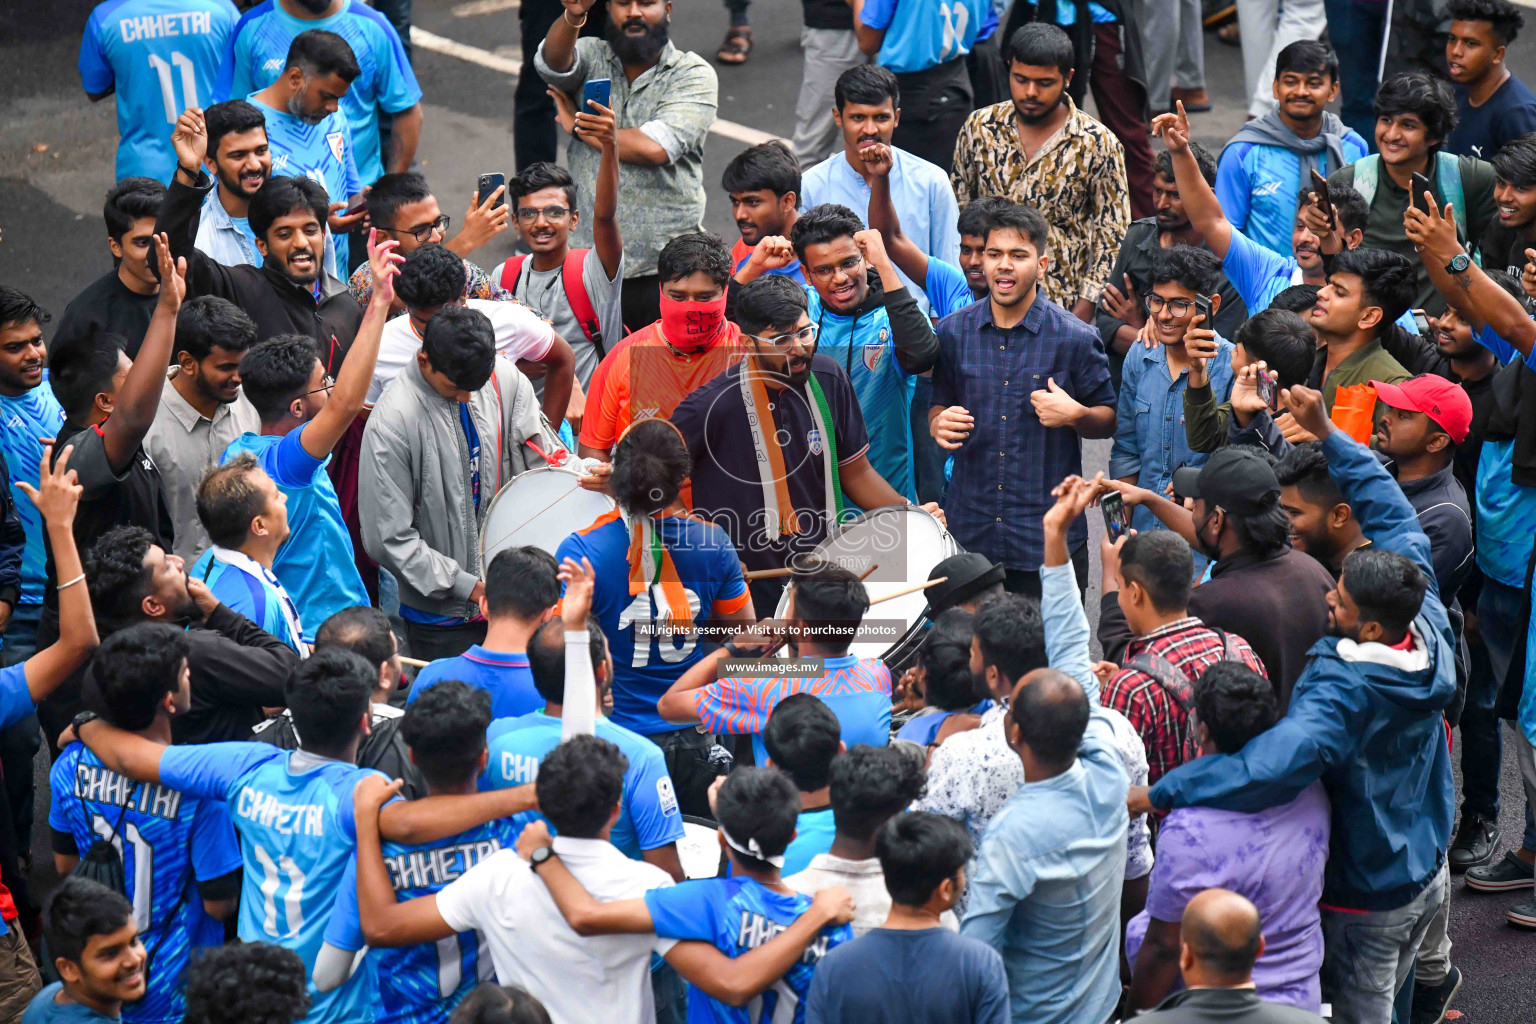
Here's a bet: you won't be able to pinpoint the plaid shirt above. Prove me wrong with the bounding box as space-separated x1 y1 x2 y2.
933 294 1117 570
1102 617 1267 785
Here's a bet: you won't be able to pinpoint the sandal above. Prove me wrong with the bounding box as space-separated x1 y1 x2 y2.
717 26 752 65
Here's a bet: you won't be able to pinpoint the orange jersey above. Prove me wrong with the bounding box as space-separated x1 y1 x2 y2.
578 320 747 451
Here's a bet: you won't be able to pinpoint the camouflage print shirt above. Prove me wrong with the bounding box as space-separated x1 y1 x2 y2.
951 98 1130 309
348 257 509 313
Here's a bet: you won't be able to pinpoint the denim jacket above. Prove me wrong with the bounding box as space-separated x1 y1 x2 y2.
1110 336 1235 532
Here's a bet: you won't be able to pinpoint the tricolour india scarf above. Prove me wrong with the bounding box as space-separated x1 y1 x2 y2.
625 511 693 630
739 364 843 535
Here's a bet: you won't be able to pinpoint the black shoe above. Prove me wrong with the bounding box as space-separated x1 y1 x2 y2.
1466 850 1536 892
1411 964 1462 1024
1449 813 1498 871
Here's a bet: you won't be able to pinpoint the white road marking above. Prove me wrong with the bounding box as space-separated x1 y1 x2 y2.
411 27 783 147
453 0 521 17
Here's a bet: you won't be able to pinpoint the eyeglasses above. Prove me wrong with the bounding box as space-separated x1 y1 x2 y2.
305 375 335 396
808 256 865 282
516 205 573 222
388 216 451 243
1145 294 1197 317
746 324 819 347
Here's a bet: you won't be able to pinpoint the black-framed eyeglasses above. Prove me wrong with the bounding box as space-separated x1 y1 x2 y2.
305 375 335 396
516 205 573 222
1145 294 1196 317
746 324 819 347
808 256 864 282
389 215 451 243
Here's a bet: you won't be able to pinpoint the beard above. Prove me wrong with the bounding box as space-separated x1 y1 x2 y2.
970 668 994 703
216 165 265 202
1013 92 1066 126
606 15 669 66
288 93 329 126
1193 508 1223 562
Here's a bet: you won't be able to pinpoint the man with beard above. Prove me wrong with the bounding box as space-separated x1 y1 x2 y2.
536 0 718 330
215 0 423 199
951 24 1130 324
1098 145 1247 386
1100 445 1334 708
1444 0 1536 160
144 297 261 564
724 141 806 288
193 101 276 271
1215 42 1370 261
1133 385 1456 1024
930 203 1115 598
158 108 365 366
248 31 367 271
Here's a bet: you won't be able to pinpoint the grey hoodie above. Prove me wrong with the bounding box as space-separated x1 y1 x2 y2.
359 356 566 620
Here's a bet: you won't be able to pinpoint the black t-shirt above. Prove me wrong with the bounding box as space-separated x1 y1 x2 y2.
670 354 870 574
39 420 174 643
52 272 159 359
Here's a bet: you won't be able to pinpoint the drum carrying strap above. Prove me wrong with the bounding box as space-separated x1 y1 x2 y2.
624 512 693 629
739 365 843 535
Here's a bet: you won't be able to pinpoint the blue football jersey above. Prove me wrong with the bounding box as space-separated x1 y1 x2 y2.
49 745 240 1024
0 383 65 603
644 877 852 1024
555 512 749 736
216 0 421 185
80 0 239 182
483 712 685 860
159 743 392 1024
324 819 517 1024
250 96 361 271
190 548 306 652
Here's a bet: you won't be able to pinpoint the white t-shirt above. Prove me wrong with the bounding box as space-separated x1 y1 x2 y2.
493 249 625 388
368 298 559 408
435 836 677 1024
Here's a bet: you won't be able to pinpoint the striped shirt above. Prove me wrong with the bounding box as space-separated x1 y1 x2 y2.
693 655 891 764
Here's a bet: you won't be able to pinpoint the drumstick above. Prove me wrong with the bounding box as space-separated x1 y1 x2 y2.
868 576 947 606
743 562 882 582
400 656 431 669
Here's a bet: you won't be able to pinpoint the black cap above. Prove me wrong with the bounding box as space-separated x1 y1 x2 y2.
1170 447 1281 516
926 553 1005 614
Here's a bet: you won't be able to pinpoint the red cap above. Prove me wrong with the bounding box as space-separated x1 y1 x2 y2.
1371 375 1473 444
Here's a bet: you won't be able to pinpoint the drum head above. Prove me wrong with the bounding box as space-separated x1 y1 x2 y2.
774 505 958 662
678 816 724 879
480 467 616 563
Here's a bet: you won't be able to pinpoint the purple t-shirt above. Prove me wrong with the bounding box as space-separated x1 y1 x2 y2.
1126 782 1330 1011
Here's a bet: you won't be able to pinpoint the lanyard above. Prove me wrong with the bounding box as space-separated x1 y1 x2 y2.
460 403 482 512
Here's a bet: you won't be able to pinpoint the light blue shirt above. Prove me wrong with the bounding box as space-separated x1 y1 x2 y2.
1221 227 1422 333
858 0 989 72
216 0 422 185
79 0 239 182
801 147 959 315
1054 1 1117 23
1216 132 1370 259
249 96 361 271
1110 336 1236 533
960 562 1125 1024
195 184 340 280
0 383 65 604
925 258 979 318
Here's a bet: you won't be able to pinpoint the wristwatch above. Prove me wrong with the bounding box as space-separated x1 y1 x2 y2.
1445 253 1471 274
70 710 98 733
529 846 556 872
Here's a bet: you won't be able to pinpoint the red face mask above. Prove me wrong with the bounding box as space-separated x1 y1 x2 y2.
658 293 728 352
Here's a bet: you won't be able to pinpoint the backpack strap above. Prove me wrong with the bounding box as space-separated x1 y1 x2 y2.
1353 155 1380 208
562 249 605 359
1436 151 1469 243
499 254 529 294
1125 653 1196 712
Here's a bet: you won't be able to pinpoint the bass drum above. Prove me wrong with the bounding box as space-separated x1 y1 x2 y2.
479 467 616 565
774 504 960 674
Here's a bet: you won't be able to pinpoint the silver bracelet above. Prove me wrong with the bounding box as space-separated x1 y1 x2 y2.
57 573 86 591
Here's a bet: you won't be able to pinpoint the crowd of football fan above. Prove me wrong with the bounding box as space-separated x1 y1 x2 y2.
2 0 1536 1022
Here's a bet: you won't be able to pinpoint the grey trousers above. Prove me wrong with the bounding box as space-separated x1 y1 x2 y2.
1139 0 1205 110
1321 862 1449 1024
793 28 871 166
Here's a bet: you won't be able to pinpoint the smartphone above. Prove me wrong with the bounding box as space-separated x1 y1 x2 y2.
1412 308 1431 334
1309 168 1336 230
1410 171 1434 213
477 172 506 210
1255 368 1279 412
1192 294 1213 327
342 198 368 217
1101 491 1131 542
581 77 612 113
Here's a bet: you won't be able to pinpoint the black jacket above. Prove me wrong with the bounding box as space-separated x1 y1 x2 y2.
1396 461 1474 603
156 172 361 374
0 448 23 611
1134 987 1327 1023
253 703 428 800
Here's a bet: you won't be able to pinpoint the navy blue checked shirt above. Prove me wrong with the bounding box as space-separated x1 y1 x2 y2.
933 294 1117 571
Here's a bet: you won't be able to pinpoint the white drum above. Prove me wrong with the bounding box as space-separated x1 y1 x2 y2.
678 816 723 880
774 504 960 669
479 467 616 565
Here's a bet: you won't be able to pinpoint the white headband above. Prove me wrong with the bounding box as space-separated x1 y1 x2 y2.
719 824 785 868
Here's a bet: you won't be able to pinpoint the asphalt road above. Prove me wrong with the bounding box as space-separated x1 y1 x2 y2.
2 1 1533 1019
